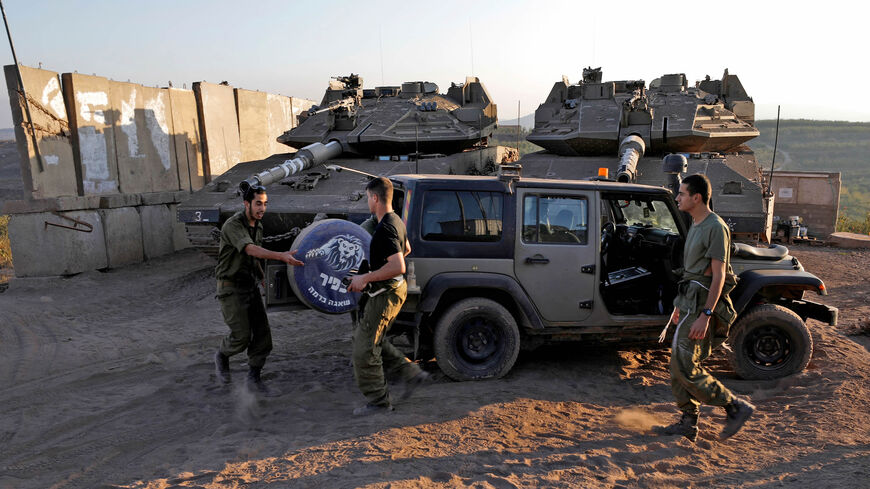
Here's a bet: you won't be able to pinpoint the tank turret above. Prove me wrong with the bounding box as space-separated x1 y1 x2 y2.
277 74 497 156
521 68 772 240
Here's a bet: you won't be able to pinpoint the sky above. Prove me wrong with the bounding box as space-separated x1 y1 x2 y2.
1 0 868 129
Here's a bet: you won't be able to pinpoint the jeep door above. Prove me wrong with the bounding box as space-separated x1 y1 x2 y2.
514 189 597 322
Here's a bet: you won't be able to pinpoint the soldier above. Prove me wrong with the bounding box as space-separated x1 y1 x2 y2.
347 177 429 415
213 185 304 393
657 174 755 442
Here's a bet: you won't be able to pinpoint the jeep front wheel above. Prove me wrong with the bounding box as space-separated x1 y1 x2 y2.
728 304 813 380
434 298 520 381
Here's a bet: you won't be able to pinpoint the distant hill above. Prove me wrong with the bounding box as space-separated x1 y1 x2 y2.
0 128 14 142
497 113 535 129
752 120 870 219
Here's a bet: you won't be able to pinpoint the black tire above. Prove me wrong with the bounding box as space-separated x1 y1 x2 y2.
434 298 520 381
728 304 813 380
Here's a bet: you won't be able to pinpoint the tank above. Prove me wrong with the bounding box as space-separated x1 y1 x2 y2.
177 74 508 309
522 67 773 239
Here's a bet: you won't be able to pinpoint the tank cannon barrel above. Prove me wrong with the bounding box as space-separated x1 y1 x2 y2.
239 141 343 195
616 135 646 183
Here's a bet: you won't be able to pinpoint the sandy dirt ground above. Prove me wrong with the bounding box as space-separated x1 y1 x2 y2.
0 145 868 488
0 245 867 489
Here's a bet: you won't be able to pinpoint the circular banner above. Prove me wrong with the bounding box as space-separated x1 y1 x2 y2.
288 219 371 314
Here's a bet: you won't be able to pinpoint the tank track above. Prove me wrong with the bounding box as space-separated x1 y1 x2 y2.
184 223 220 258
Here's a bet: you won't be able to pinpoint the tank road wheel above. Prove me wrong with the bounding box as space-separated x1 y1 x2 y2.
434 298 520 381
728 304 813 380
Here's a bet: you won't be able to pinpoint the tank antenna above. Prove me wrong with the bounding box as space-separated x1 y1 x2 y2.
469 19 474 76
516 100 521 154
766 105 781 195
378 26 384 86
1 0 44 173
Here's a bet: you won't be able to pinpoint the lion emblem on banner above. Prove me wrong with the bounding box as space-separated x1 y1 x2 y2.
304 234 365 273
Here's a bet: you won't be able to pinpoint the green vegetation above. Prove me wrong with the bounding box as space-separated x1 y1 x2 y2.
490 125 543 156
0 215 11 274
753 119 870 223
836 213 870 235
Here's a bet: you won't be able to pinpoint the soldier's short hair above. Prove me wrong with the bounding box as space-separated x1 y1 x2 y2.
683 174 712 205
366 177 393 204
243 184 266 203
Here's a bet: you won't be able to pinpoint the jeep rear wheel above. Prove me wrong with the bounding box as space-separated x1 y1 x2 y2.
434 298 520 381
728 304 812 380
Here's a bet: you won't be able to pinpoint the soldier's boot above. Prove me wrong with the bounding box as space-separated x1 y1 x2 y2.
655 413 699 442
214 350 231 385
720 397 755 440
246 365 270 395
352 402 395 416
398 369 431 402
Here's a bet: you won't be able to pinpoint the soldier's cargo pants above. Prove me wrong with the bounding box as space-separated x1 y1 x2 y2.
352 281 421 406
670 307 734 416
217 282 272 368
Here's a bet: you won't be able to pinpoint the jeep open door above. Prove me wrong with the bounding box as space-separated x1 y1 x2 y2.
514 188 597 322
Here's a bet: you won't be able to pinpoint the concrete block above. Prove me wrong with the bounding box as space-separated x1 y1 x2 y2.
99 207 143 267
169 203 191 251
99 193 142 209
828 232 870 249
109 82 179 194
291 97 316 127
62 72 120 195
8 210 107 276
4 64 78 199
3 195 101 214
139 204 175 259
3 198 58 214
193 82 241 179
55 195 101 211
140 191 179 206
168 88 205 191
236 89 297 161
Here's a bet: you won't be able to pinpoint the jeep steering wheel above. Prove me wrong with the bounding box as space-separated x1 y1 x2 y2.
601 221 615 255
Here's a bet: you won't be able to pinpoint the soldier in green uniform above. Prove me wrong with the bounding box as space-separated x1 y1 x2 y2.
213 185 304 393
347 177 429 415
657 174 755 442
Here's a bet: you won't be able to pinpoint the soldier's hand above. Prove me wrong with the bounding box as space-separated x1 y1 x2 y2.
283 249 304 266
688 315 709 340
347 274 368 292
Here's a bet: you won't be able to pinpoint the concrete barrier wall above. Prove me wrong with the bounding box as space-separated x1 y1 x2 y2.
4 64 311 276
3 65 78 199
110 82 180 194
8 210 108 276
237 91 316 161
193 82 241 178
168 88 205 191
62 72 121 195
771 171 841 238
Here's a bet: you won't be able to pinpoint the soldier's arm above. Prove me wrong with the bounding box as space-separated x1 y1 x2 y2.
404 239 411 257
705 258 726 311
347 252 404 292
243 244 304 266
688 258 725 340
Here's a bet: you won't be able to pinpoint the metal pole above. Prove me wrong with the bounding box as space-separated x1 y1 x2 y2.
516 101 520 155
766 105 781 194
0 0 43 172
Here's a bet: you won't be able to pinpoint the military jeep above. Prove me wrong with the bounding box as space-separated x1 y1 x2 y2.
386 173 837 381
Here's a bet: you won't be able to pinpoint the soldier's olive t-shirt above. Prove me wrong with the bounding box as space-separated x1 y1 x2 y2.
369 212 406 273
682 212 733 278
215 211 263 284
